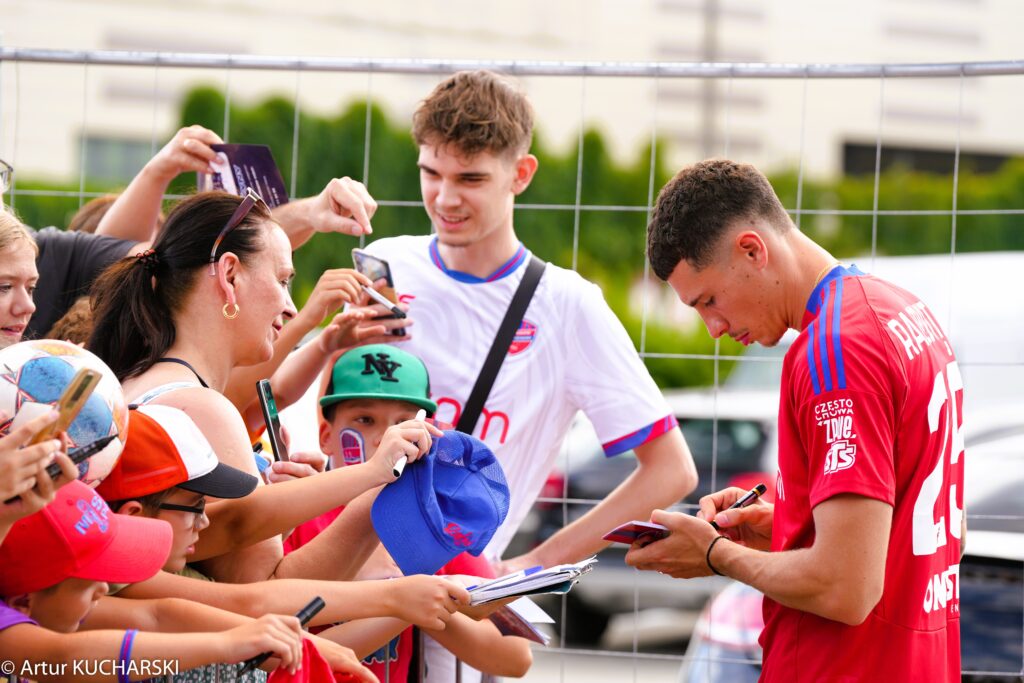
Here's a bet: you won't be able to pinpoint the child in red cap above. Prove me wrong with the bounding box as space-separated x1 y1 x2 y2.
0 481 329 677
92 402 476 682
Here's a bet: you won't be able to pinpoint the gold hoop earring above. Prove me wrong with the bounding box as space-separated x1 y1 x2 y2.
222 302 239 320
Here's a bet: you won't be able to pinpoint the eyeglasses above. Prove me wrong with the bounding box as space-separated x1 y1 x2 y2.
158 498 207 526
208 188 268 276
0 159 13 196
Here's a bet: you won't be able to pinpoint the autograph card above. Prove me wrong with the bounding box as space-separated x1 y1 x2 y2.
197 143 289 207
603 520 669 545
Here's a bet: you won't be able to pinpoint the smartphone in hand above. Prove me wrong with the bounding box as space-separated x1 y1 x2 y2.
256 379 289 463
603 520 670 546
352 248 406 337
29 368 101 446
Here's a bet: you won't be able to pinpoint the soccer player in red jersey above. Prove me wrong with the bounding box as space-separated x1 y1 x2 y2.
627 159 964 682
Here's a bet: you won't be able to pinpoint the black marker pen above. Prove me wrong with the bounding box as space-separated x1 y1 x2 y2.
709 483 768 531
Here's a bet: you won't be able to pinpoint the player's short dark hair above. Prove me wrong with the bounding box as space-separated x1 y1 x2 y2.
647 159 792 279
413 70 534 158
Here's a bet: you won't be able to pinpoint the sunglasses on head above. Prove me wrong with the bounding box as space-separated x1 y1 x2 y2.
208 188 269 276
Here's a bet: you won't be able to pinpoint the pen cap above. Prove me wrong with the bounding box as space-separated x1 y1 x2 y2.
372 431 510 575
319 344 437 416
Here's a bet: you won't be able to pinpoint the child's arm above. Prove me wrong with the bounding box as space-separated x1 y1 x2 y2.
117 571 469 631
82 595 251 633
0 615 307 681
314 617 409 659
195 419 443 562
80 597 375 680
425 613 533 678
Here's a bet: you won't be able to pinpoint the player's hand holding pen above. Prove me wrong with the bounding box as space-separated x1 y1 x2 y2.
697 483 774 551
625 483 771 579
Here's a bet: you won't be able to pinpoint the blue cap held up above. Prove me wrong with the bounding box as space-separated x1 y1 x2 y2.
371 431 510 576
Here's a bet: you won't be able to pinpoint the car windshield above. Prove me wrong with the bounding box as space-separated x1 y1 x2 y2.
680 418 767 470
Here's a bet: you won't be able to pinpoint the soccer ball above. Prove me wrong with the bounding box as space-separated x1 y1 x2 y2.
0 340 128 486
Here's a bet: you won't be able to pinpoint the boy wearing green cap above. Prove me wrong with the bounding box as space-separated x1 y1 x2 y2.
284 344 532 682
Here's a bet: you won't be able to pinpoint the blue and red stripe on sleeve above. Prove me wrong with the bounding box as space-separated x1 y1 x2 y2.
601 414 679 457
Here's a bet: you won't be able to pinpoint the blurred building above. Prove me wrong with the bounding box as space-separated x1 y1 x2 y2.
1 0 1022 186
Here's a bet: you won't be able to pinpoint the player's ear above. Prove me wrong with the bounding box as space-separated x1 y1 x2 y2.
512 154 539 195
735 231 768 270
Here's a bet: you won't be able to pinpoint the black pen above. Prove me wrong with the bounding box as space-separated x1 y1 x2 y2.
362 285 406 318
4 435 116 505
238 597 326 675
709 483 768 531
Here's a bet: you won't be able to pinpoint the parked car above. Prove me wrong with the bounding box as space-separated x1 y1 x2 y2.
526 387 781 645
677 427 1024 682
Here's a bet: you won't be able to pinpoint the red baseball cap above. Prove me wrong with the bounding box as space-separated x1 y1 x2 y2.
0 480 172 595
96 404 257 502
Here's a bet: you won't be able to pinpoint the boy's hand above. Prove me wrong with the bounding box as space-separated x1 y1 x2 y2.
266 451 328 484
368 419 443 485
316 310 387 355
309 177 377 237
0 411 59 488
145 125 223 182
223 614 304 674
297 269 373 328
387 575 470 630
346 281 415 343
0 450 77 524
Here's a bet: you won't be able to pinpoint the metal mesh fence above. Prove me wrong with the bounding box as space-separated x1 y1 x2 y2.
2 48 1022 681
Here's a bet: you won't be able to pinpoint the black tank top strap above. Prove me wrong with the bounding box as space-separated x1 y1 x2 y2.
154 357 211 389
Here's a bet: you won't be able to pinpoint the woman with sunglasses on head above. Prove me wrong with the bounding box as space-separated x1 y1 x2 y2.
86 191 440 585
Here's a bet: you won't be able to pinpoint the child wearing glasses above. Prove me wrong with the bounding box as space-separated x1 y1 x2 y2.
95 405 474 653
0 480 373 681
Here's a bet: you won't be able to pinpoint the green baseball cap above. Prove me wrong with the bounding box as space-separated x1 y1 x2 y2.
320 344 437 415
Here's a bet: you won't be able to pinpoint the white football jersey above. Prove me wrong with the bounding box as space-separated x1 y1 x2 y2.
367 235 675 557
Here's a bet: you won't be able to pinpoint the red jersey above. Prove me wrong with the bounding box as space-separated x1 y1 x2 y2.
763 266 963 682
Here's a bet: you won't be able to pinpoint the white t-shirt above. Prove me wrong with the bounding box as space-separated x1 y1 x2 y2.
366 235 675 557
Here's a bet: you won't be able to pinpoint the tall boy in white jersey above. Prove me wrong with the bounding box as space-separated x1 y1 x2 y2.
364 71 698 569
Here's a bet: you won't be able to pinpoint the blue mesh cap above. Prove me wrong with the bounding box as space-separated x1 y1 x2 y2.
371 430 510 576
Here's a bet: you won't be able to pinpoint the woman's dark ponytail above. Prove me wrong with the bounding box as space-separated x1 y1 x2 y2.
87 191 270 381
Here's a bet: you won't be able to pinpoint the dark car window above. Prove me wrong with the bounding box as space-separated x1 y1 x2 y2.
679 418 767 470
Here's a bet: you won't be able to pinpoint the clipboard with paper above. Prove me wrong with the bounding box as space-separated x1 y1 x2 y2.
468 557 597 606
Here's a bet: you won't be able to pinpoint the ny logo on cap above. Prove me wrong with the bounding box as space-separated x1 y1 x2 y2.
362 353 401 383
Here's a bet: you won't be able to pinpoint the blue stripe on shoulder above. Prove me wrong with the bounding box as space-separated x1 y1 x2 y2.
807 320 822 395
832 277 846 389
817 285 833 392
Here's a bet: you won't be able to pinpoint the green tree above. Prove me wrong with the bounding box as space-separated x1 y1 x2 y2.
13 86 1024 388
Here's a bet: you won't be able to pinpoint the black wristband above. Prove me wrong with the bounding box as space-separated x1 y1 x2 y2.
706 535 729 576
